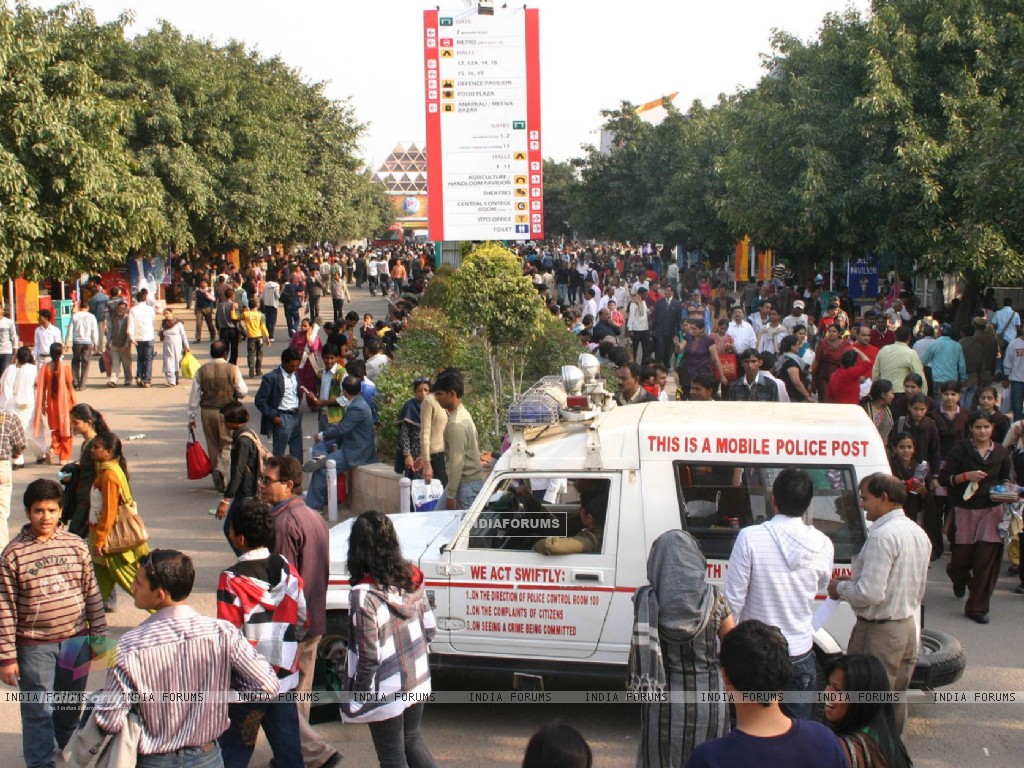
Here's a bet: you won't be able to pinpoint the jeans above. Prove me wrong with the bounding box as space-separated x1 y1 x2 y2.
136 340 154 384
219 701 302 768
367 702 439 768
262 306 278 340
308 296 321 322
456 480 484 509
332 298 345 324
137 743 224 768
17 639 90 768
1011 380 1024 421
284 307 300 337
271 412 304 462
780 648 816 721
184 284 195 310
71 342 92 388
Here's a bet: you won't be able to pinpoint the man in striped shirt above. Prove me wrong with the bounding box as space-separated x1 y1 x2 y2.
0 478 107 768
93 549 279 767
723 468 834 721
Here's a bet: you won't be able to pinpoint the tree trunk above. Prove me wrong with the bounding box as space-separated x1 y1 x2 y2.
953 277 980 330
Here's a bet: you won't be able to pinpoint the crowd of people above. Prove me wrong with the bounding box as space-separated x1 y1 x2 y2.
0 238 1018 768
543 245 1024 617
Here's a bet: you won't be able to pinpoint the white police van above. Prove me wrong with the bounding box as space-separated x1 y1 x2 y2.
322 363 965 690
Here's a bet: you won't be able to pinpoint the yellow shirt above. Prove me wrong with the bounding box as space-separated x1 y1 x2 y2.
241 309 268 339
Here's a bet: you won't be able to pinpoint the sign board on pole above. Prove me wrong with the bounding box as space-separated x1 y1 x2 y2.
424 7 543 241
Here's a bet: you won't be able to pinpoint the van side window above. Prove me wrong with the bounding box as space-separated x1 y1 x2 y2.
465 477 611 555
674 463 866 561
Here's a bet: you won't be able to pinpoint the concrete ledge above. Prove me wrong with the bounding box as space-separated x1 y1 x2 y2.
348 462 404 515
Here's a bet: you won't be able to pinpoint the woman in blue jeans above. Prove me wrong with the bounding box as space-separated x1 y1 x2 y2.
342 510 439 768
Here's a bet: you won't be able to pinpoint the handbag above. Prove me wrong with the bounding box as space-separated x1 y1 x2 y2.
719 353 739 382
186 427 213 480
101 348 113 375
65 696 143 768
104 497 148 553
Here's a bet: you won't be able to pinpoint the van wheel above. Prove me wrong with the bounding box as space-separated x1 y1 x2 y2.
309 622 349 725
915 628 966 689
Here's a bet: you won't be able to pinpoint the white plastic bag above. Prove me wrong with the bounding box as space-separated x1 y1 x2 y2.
411 478 445 512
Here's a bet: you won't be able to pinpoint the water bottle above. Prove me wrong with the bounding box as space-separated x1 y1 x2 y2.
911 461 929 494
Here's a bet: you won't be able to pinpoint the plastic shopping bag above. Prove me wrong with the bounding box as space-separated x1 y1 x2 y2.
411 478 445 512
181 351 201 380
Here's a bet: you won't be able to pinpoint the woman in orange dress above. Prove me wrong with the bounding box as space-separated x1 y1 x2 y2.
33 342 76 464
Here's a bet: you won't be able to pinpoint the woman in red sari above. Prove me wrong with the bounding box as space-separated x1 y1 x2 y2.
33 342 76 463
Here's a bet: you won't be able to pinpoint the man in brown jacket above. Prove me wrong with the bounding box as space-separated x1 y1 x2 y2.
187 341 247 492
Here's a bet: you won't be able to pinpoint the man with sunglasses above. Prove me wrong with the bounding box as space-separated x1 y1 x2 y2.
93 549 278 767
258 457 339 768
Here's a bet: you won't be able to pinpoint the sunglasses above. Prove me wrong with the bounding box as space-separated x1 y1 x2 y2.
413 377 431 386
140 550 170 590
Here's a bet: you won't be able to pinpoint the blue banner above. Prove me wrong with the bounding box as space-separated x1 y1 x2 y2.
847 256 879 300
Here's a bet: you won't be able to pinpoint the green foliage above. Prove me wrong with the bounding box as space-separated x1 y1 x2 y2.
378 247 581 455
542 159 577 240
0 2 163 279
0 5 389 277
419 264 454 308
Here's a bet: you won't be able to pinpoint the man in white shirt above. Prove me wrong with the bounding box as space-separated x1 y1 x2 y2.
128 288 157 387
748 299 772 335
366 255 380 296
582 287 599 322
829 473 929 733
33 309 62 365
781 299 810 335
756 308 787 355
724 468 834 721
67 300 99 390
991 297 1021 349
260 277 281 342
726 307 757 354
363 338 390 383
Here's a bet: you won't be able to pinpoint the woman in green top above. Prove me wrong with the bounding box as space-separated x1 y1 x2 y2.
824 654 912 768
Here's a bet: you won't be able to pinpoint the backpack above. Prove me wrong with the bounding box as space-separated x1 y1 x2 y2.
239 430 272 483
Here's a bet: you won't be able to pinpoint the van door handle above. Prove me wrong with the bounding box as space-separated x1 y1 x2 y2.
573 571 602 583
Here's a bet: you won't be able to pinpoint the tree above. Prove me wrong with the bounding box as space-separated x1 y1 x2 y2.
717 9 877 271
542 159 577 240
0 2 163 279
444 242 548 438
858 0 1024 309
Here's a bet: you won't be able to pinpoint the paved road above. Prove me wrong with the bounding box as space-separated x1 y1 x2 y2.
1 288 1021 767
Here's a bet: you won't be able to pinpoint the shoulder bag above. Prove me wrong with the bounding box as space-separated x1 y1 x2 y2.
104 494 148 554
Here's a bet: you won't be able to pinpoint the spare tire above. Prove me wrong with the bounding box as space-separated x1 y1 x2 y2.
912 627 966 689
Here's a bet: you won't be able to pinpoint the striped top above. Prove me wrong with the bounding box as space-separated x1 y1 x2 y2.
94 605 279 755
0 526 107 663
723 515 834 657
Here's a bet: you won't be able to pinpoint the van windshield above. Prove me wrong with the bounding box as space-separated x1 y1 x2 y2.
673 463 866 561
